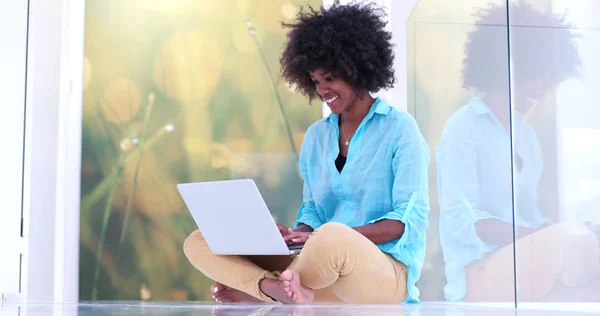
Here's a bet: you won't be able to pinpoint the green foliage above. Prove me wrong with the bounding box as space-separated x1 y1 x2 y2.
81 0 322 301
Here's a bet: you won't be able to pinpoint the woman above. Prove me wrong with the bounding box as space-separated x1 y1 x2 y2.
184 2 430 304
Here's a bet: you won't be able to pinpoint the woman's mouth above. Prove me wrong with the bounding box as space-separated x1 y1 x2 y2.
325 95 338 105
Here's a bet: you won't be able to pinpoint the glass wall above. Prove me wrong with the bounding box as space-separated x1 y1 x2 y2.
408 0 516 303
80 0 322 301
510 0 600 304
409 0 600 306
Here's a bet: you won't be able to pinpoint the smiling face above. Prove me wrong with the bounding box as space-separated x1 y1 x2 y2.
309 68 360 115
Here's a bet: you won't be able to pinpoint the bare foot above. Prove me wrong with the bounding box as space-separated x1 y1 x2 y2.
281 270 314 304
211 282 262 304
259 270 314 304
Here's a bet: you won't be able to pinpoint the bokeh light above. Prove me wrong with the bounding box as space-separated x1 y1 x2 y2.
101 78 141 124
153 29 226 101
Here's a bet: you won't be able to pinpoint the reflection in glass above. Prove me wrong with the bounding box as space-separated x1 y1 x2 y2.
435 2 516 302
406 0 515 301
510 0 600 303
437 0 600 302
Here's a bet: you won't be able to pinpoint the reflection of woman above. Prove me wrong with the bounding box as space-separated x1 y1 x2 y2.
184 2 430 304
437 2 600 302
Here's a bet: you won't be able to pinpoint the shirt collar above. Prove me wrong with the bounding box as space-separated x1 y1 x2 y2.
326 97 390 123
468 96 528 131
469 96 491 115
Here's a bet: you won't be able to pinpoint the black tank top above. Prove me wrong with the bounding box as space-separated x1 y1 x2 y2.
335 153 347 173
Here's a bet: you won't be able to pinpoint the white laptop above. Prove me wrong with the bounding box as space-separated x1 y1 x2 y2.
177 179 303 255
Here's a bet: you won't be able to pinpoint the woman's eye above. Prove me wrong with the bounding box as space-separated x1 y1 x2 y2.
325 76 334 82
313 80 319 85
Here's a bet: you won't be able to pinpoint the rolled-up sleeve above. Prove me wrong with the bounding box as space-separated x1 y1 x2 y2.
294 128 324 230
369 115 430 247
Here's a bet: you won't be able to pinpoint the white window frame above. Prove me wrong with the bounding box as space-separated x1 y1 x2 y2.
16 0 85 304
0 0 29 303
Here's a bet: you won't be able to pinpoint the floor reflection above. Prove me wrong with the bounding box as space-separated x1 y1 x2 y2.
1 302 599 316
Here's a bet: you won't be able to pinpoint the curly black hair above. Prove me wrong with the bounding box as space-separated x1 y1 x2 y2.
462 0 581 94
280 1 396 102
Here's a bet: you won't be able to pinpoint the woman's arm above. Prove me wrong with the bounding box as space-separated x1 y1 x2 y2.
475 218 547 244
293 224 314 233
294 127 325 231
354 220 405 245
287 221 405 245
358 115 430 247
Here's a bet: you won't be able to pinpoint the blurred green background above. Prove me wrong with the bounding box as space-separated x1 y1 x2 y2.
79 0 322 301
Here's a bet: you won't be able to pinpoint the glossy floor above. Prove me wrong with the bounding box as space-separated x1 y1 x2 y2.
2 302 600 316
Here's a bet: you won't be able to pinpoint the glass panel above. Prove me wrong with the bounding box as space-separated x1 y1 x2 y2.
408 0 517 302
79 0 322 301
509 0 600 303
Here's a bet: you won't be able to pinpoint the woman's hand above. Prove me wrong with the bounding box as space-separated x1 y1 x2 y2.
283 232 312 246
276 223 293 237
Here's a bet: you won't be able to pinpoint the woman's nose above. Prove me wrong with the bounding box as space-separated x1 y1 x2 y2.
316 83 330 96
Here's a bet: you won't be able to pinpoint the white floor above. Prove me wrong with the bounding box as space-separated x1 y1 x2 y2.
1 302 600 316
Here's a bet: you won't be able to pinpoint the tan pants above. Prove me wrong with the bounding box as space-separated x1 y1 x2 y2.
465 222 600 302
183 222 408 304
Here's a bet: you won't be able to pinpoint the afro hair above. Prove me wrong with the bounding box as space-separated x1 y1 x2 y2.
280 1 396 102
462 0 581 94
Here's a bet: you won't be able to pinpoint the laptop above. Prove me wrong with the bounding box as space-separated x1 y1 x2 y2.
177 179 303 255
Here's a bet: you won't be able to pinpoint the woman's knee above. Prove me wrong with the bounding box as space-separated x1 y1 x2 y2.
314 222 353 239
183 229 206 258
307 222 357 250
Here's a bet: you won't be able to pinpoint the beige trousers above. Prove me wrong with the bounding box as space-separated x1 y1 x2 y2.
183 222 408 304
465 223 600 302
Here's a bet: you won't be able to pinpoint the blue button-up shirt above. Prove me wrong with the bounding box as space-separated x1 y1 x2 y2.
436 97 549 302
294 98 431 303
